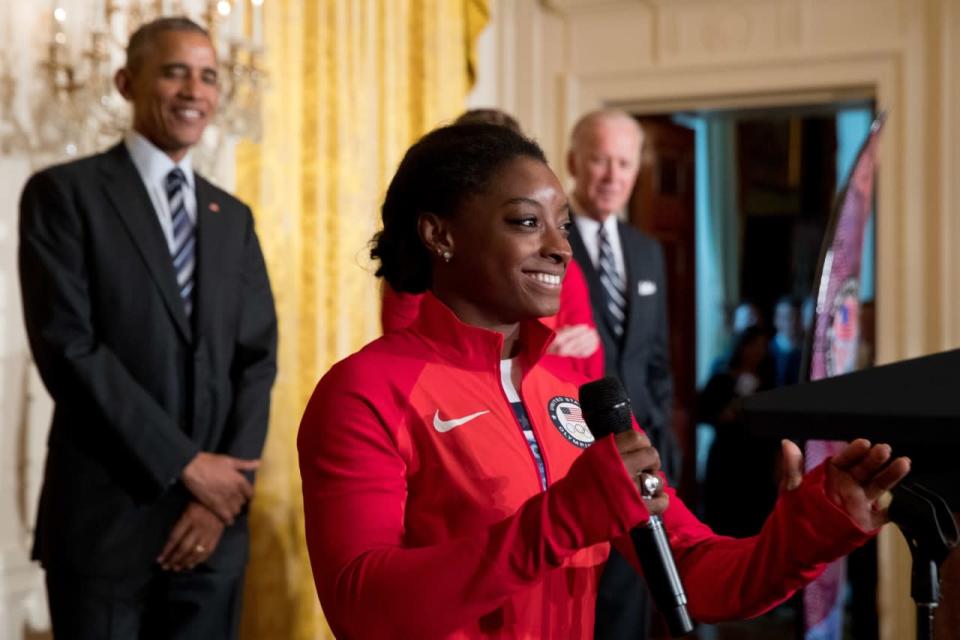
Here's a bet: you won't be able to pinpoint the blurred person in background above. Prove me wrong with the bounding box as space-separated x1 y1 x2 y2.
770 296 803 387
565 108 676 640
698 326 778 538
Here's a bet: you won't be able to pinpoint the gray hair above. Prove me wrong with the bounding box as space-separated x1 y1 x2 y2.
569 108 643 151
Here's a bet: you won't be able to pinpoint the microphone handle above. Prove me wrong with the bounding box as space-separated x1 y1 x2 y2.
630 515 695 636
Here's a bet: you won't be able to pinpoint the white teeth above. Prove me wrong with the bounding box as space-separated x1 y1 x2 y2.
530 272 561 287
176 109 201 119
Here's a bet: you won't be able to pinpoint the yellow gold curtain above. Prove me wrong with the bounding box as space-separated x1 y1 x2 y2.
235 1 488 638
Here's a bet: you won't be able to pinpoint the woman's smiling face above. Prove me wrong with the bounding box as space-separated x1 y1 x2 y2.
430 156 572 329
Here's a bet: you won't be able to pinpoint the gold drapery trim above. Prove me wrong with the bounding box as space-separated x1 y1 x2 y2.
235 1 488 638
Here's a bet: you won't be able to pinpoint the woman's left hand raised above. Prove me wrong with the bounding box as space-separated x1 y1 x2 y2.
779 439 911 531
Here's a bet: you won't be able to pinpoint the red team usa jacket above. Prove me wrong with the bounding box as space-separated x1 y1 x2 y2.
298 293 876 639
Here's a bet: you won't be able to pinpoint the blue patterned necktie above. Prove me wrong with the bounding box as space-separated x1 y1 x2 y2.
597 225 626 338
165 168 195 317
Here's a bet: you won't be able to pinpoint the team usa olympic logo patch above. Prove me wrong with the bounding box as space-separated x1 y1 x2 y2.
547 396 595 448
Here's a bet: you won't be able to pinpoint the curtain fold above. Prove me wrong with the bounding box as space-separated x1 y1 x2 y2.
235 2 487 637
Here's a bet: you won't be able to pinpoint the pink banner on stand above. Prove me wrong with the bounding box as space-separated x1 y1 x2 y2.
803 114 885 640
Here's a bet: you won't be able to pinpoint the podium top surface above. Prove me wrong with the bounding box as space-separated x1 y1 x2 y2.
740 348 960 445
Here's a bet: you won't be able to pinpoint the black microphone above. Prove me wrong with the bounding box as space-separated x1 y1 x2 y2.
580 377 695 637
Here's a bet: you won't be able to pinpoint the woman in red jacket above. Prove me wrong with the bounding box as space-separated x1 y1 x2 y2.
298 124 909 639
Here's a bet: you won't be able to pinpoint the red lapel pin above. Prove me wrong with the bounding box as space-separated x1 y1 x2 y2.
209 202 220 212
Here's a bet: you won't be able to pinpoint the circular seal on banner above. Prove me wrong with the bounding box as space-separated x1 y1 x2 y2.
547 396 594 448
826 278 861 377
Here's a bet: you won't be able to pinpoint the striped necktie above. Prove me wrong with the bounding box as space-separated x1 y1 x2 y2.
597 225 626 338
165 168 195 317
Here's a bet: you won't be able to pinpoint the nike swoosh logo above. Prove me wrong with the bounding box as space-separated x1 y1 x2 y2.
433 410 490 433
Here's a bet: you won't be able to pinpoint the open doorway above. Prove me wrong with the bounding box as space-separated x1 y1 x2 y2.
627 100 878 640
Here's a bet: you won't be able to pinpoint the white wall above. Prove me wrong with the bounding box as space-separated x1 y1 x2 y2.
0 2 51 635
0 158 50 640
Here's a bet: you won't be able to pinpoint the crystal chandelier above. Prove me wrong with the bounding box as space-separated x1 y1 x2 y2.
1 0 266 171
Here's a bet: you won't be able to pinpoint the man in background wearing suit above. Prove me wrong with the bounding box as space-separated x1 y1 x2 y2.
566 109 675 640
18 17 277 639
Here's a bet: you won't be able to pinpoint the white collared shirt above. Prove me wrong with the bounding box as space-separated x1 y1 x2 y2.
124 130 197 255
572 204 628 290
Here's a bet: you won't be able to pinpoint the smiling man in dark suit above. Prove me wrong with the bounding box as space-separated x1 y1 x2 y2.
566 109 676 640
18 17 277 640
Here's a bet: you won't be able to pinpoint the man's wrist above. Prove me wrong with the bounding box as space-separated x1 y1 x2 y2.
178 451 204 485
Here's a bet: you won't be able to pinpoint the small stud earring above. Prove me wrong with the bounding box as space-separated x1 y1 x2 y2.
442 251 452 263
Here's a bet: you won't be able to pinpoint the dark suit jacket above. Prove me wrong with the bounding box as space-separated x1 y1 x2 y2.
568 217 678 479
19 143 277 577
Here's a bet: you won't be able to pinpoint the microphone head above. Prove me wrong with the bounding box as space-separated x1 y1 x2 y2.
579 377 633 439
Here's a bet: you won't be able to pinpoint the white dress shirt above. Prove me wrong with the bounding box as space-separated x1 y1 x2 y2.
572 206 628 290
124 130 197 255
